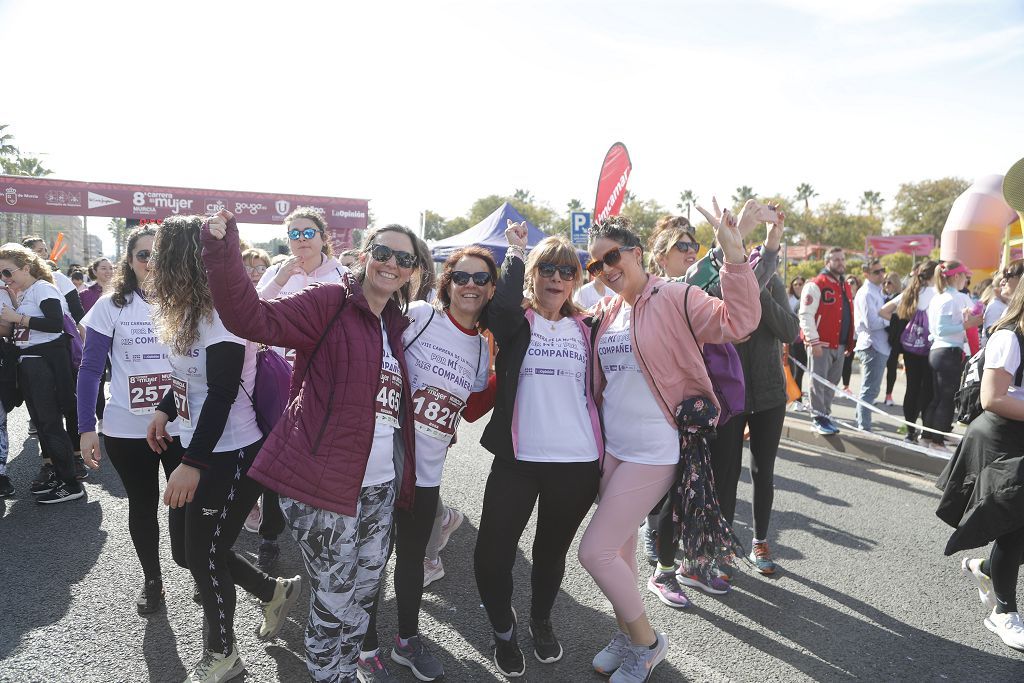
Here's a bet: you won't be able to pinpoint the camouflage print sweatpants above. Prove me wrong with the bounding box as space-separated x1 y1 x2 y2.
281 482 396 683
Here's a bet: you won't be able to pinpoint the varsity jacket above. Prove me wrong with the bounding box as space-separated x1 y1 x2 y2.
798 270 854 351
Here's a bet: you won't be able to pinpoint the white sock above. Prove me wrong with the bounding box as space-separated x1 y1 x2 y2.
495 626 514 641
753 538 766 545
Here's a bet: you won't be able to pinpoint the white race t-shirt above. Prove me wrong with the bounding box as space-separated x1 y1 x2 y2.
928 289 973 350
13 279 64 350
403 302 489 486
52 270 77 298
890 286 936 313
574 281 607 309
984 329 1024 401
515 314 598 463
598 304 679 465
167 311 262 452
364 321 400 487
82 293 180 439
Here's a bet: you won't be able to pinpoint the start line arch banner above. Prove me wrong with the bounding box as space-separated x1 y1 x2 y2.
0 175 369 237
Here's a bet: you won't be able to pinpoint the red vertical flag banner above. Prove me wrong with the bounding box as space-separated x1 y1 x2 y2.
593 142 633 225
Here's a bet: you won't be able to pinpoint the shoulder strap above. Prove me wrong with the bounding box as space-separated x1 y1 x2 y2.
632 287 676 418
295 292 349 388
1015 330 1024 387
403 307 436 352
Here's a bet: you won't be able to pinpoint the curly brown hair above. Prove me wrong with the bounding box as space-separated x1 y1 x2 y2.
150 216 214 355
435 246 498 331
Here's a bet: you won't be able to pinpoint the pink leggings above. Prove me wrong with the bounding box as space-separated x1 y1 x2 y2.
578 453 677 623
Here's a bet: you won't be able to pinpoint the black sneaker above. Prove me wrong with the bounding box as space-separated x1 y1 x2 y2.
36 481 84 504
0 474 14 498
74 455 90 480
137 578 165 615
493 608 525 677
257 539 280 574
30 464 57 495
642 522 658 566
528 616 563 664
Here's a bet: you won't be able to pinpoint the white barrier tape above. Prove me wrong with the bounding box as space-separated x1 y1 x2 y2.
787 353 962 443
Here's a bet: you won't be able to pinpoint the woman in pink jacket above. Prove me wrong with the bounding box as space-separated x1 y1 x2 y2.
578 213 760 683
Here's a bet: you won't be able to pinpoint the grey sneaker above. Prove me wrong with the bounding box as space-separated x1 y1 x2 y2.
356 653 398 682
390 634 444 681
258 575 301 640
592 630 631 675
610 632 668 683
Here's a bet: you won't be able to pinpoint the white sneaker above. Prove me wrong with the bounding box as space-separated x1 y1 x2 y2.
423 556 445 587
183 644 244 682
258 575 301 640
610 632 669 683
961 558 996 610
984 610 1024 652
436 506 464 552
243 503 262 534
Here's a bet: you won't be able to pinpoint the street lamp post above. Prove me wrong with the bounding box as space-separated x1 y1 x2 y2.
909 240 921 272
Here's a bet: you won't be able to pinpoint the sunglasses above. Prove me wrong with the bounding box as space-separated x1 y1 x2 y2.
451 271 492 286
367 243 417 269
134 250 152 263
0 269 12 278
586 246 638 276
537 263 578 280
672 240 700 253
1004 270 1022 280
245 264 269 274
870 268 885 275
288 227 319 240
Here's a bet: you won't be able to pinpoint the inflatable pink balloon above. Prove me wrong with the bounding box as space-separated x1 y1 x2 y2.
940 174 1017 271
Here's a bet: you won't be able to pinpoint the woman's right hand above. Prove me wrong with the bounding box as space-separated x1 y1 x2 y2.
147 411 171 453
80 431 102 469
505 219 528 248
274 256 305 286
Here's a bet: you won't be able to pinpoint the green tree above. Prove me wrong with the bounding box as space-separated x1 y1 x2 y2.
422 210 458 241
676 190 696 223
0 124 17 158
880 252 913 277
0 156 53 177
620 196 666 245
890 177 971 239
566 198 584 213
795 183 817 213
513 188 534 204
859 190 884 217
108 218 127 259
731 186 756 211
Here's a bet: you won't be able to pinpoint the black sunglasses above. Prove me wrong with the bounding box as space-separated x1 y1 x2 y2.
586 246 637 276
288 227 319 240
870 268 885 275
367 243 417 269
672 240 700 253
134 250 152 263
0 269 12 278
451 271 492 286
537 263 577 280
1004 269 1023 280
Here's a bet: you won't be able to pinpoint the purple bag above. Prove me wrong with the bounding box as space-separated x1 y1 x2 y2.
62 314 83 371
241 345 293 437
680 286 745 425
900 308 931 356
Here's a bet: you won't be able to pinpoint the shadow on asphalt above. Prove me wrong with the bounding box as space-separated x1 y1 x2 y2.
779 441 942 499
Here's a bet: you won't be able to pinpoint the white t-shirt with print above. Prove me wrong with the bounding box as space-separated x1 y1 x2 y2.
403 301 489 486
984 329 1024 401
13 279 64 350
516 314 598 463
82 293 180 438
167 310 262 452
364 321 400 487
598 304 679 466
257 259 348 365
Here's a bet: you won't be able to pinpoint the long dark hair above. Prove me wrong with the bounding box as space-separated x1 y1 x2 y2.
150 216 213 355
350 224 421 314
896 259 938 320
435 246 498 332
112 226 157 308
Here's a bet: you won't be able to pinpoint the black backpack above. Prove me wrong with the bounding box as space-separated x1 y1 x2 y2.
954 329 1024 425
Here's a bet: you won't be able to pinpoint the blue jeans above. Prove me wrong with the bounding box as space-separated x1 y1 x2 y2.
856 347 888 430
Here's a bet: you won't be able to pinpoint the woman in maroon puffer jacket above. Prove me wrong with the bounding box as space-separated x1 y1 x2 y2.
203 210 421 683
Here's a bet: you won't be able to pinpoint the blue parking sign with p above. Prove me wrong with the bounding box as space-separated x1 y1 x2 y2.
571 212 591 247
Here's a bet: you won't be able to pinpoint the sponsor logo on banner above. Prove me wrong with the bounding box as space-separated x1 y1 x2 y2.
234 202 267 215
88 192 119 210
331 209 367 218
275 200 291 215
205 200 227 213
133 191 194 215
4 188 16 206
45 190 82 207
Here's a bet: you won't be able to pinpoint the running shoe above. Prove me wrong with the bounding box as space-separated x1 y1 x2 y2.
258 575 301 640
436 506 464 553
812 416 838 436
391 634 444 681
592 631 631 675
243 503 262 533
183 643 244 683
30 464 56 495
677 568 730 595
137 578 165 615
647 570 691 608
423 556 445 587
36 481 84 504
528 616 563 663
0 474 14 498
642 522 658 566
749 541 777 575
984 609 1024 652
826 417 842 434
610 632 668 683
357 653 397 682
492 607 525 677
884 394 895 406
717 555 736 582
74 455 89 480
961 557 996 610
256 539 280 574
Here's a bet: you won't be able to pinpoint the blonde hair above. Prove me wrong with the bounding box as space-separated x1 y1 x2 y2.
524 236 583 318
0 243 55 284
647 224 695 276
242 248 271 267
933 260 964 294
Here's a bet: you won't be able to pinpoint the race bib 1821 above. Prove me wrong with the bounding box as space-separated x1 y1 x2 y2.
411 385 465 441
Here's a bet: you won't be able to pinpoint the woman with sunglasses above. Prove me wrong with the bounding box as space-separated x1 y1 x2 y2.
647 216 700 278
203 211 420 683
474 225 603 677
144 215 300 682
579 213 759 682
0 245 84 504
76 227 186 614
983 261 1023 346
359 246 496 682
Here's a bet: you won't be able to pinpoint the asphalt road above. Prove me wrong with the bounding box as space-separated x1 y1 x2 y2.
1 403 1022 682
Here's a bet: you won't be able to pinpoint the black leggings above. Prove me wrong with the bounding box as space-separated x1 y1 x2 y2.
842 353 853 388
259 490 286 541
19 356 77 486
885 348 900 396
170 440 276 654
989 525 1024 614
902 352 933 438
790 341 807 394
474 458 599 632
105 435 185 581
924 348 964 445
364 485 441 650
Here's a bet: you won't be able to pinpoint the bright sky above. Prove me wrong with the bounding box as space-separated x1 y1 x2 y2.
2 0 1023 254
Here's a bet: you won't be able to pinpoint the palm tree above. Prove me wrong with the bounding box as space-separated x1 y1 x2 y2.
731 186 756 210
0 124 17 159
566 198 584 213
0 156 53 177
795 183 817 213
513 188 534 203
859 190 884 217
677 190 696 223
